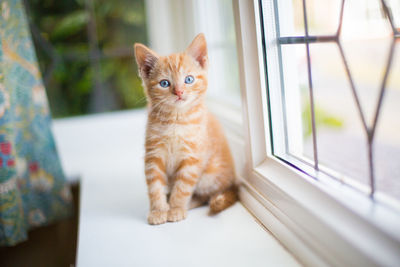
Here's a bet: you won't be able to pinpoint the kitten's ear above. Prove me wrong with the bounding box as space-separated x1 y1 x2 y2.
134 43 159 78
186 33 208 69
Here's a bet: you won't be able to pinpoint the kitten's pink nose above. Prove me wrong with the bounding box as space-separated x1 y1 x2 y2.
173 89 184 97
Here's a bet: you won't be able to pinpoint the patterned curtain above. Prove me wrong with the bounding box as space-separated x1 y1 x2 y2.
0 0 72 246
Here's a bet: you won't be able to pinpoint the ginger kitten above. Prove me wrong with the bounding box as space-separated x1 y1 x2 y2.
134 33 237 225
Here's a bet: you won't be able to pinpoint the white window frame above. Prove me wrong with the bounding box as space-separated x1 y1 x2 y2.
234 0 400 266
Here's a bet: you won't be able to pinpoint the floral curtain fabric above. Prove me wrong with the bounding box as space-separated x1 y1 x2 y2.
0 0 72 246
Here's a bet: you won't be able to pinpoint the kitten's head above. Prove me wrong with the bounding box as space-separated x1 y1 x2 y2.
134 33 208 110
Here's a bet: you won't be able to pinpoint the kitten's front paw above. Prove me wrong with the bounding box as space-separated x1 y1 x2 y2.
148 210 168 225
167 207 187 222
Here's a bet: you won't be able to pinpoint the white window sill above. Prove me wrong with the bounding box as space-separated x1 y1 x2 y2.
52 109 300 267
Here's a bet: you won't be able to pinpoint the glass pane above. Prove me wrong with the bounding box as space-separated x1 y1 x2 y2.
375 43 400 200
207 46 240 106
265 0 400 201
310 43 369 187
384 0 400 30
280 44 313 162
306 0 342 35
340 0 393 126
194 0 241 108
276 0 305 37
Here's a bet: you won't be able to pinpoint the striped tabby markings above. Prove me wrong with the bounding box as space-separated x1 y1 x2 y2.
168 157 201 222
134 33 238 225
145 154 169 225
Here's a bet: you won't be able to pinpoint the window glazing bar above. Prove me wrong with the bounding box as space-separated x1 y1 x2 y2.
278 35 337 45
302 0 319 171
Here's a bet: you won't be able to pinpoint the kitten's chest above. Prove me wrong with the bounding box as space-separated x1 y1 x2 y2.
160 124 203 175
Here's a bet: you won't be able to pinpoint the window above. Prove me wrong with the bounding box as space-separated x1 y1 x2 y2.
234 0 400 266
264 0 400 203
192 0 241 108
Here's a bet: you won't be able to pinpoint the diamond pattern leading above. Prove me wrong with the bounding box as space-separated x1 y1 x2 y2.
278 0 399 197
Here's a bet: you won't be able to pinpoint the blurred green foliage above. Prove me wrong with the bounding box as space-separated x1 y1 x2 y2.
302 104 343 137
26 0 148 117
300 86 343 137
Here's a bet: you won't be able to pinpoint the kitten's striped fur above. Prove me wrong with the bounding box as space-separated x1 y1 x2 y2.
135 33 237 225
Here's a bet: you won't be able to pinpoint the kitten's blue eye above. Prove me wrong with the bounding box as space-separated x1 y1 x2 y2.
159 80 170 88
184 75 194 84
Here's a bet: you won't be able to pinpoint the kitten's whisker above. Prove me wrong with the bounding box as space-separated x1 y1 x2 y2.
134 96 147 106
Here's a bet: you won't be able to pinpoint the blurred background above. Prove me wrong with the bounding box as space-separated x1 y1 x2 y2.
23 0 240 118
24 0 148 117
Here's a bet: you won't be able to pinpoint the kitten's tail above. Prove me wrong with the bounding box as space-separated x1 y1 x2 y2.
209 185 238 214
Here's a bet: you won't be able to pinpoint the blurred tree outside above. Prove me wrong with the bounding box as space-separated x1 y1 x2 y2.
300 86 344 138
24 0 148 117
